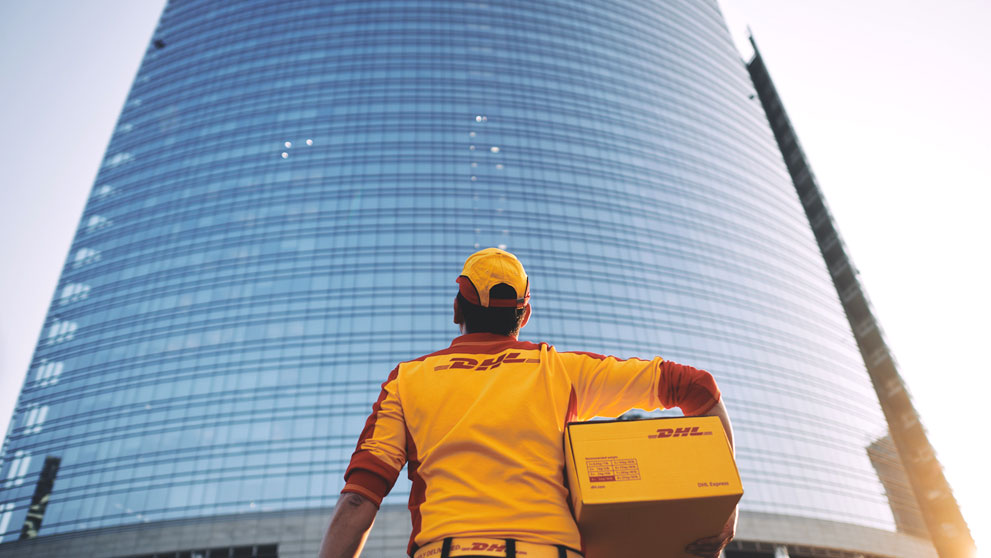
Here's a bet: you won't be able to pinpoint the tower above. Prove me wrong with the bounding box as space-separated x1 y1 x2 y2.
0 2 950 557
747 37 975 558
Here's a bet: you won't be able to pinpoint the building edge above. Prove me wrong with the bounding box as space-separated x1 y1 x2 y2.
745 35 975 558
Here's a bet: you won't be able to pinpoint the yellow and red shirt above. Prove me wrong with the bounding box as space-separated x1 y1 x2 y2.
342 333 721 554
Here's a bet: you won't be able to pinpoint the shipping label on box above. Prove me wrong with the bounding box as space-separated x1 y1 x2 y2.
565 416 742 558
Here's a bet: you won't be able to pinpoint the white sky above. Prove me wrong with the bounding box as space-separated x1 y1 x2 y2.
718 1 990 553
1 0 988 553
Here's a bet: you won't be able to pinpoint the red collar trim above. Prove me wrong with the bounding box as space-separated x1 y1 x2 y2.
449 332 519 346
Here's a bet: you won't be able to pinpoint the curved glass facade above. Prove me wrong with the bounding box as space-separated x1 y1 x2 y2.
1 0 896 549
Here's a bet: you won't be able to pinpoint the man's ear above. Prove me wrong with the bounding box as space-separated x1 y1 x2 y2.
520 303 532 329
453 296 464 325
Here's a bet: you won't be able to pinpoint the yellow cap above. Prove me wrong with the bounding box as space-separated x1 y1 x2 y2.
457 248 530 308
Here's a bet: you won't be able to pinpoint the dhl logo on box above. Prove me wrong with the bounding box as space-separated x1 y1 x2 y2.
565 416 742 558
648 425 713 438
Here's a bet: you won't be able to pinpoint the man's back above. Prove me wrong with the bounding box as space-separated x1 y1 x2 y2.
394 334 577 550
345 332 720 553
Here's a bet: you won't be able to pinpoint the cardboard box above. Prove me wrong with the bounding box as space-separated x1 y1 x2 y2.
564 416 742 558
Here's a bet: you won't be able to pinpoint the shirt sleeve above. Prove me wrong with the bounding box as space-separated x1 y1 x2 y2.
655 359 721 416
342 365 407 506
561 351 720 420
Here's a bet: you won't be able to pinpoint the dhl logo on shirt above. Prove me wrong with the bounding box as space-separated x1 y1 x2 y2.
418 542 529 557
433 352 539 371
647 426 713 439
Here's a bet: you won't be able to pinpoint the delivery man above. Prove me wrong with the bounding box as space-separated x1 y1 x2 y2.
319 248 736 558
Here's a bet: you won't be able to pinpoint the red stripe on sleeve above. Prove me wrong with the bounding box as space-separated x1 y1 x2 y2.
563 350 609 360
406 424 425 556
562 350 649 363
353 365 400 448
657 360 721 416
342 366 403 502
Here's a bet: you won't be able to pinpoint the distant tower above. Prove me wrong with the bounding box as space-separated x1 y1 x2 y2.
868 435 929 538
747 35 975 558
0 2 951 557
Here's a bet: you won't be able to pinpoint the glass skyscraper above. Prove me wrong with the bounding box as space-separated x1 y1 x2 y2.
0 1 939 557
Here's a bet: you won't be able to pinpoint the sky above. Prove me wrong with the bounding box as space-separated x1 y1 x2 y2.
717 1 990 552
0 0 988 553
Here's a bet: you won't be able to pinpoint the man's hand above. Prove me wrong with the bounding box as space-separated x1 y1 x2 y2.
684 506 736 558
683 397 736 557
318 492 378 558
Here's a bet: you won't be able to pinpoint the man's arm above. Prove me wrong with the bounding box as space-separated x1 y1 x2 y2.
702 398 733 453
318 492 378 558
685 398 736 558
330 365 407 557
